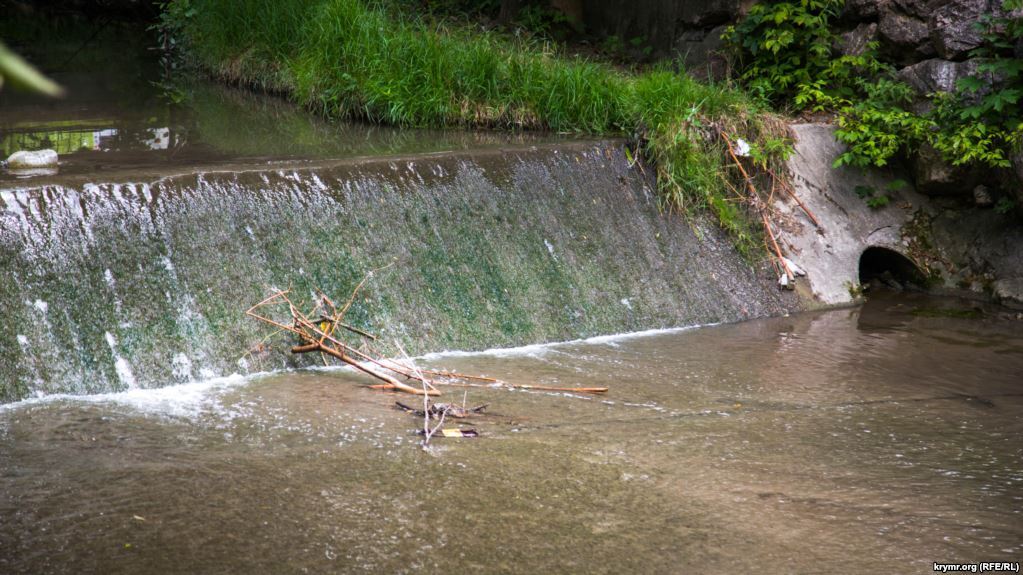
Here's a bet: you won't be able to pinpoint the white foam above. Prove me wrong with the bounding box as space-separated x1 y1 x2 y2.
418 323 715 360
172 353 193 380
0 325 717 417
104 331 137 389
544 238 557 259
0 372 255 418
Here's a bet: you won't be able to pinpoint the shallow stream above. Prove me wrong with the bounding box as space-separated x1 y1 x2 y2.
2 15 1021 574
2 293 1021 573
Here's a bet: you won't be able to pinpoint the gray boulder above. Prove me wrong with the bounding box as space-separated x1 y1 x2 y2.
1012 151 1023 207
579 0 752 61
879 11 935 63
973 184 993 207
839 22 879 56
674 24 730 80
843 0 889 20
892 0 934 18
897 57 983 96
992 277 1023 309
929 0 989 60
677 0 748 26
7 149 58 169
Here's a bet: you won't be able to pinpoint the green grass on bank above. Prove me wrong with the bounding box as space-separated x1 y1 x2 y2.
162 0 786 257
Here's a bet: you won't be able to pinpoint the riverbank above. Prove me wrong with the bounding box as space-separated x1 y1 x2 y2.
158 0 791 258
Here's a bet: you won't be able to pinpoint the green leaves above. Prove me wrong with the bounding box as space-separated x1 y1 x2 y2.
730 0 1023 171
925 1 1023 167
956 76 985 93
852 184 891 209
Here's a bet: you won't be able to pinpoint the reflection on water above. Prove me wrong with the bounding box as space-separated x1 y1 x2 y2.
2 293 1021 573
0 16 560 183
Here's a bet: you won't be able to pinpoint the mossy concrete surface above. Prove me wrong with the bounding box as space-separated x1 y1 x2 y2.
0 141 798 402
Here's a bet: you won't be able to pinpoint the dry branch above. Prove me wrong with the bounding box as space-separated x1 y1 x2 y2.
719 131 800 286
246 268 611 446
766 166 823 231
245 270 443 396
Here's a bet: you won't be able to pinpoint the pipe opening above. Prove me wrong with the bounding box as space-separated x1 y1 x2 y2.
858 247 927 291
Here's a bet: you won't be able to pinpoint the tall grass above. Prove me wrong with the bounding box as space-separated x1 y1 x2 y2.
170 0 782 257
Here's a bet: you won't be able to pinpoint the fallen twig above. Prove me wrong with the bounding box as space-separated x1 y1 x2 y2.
245 267 612 445
719 131 799 287
766 166 823 231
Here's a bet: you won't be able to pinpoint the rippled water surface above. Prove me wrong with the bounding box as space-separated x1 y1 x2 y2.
2 293 1022 573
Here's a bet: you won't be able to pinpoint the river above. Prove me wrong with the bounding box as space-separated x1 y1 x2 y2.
2 292 1021 573
3 15 1022 573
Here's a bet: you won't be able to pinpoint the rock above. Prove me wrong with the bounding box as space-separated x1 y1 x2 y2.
897 58 984 97
839 23 879 56
913 142 979 195
878 11 935 63
1013 152 1023 202
580 0 750 60
992 277 1023 309
676 0 747 27
674 24 730 80
6 149 58 169
843 0 889 21
892 0 934 18
973 184 993 207
929 0 989 59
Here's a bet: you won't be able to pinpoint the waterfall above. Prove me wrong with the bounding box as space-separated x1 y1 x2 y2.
0 141 793 402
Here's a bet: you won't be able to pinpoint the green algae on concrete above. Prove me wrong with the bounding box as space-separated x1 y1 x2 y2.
0 142 796 401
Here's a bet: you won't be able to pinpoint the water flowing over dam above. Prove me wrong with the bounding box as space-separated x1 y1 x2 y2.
4 15 1023 573
0 141 794 402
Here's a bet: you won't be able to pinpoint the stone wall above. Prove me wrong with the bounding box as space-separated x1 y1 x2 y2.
573 0 755 78
553 0 1020 204
838 0 1021 202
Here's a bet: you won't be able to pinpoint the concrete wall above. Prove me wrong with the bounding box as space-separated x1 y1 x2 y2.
778 123 1023 308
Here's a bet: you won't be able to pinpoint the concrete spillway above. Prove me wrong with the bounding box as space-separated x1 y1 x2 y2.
0 141 796 402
